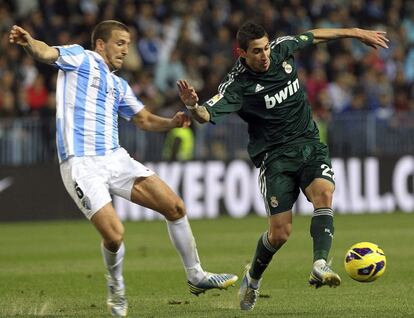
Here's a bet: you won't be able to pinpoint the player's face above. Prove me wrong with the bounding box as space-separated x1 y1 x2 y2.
240 36 271 73
102 29 130 71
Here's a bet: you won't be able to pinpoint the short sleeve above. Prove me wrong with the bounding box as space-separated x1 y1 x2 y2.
271 32 314 59
203 82 242 124
53 44 86 71
118 79 144 120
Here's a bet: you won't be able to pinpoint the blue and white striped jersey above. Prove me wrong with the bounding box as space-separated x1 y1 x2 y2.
53 44 144 162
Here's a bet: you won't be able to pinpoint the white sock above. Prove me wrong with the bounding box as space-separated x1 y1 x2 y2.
101 242 125 282
166 215 205 284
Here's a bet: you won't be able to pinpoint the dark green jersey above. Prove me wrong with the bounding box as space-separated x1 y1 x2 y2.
204 32 319 167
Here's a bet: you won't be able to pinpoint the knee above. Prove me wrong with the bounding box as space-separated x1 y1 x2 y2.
268 227 291 248
314 189 334 207
165 198 186 221
104 225 125 252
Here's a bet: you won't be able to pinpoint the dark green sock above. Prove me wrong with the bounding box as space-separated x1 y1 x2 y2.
249 232 278 280
310 208 334 262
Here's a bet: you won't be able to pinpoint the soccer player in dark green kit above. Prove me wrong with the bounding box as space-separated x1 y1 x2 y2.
177 21 388 311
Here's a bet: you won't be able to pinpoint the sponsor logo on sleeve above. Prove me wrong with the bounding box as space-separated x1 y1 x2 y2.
206 93 224 107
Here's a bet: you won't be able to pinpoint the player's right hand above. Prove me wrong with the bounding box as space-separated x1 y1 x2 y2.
9 25 32 46
177 80 199 107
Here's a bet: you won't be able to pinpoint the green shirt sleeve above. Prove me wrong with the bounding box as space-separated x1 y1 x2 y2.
203 80 242 124
272 32 314 58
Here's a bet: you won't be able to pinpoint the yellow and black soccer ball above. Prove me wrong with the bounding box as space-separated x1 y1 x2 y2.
344 242 386 282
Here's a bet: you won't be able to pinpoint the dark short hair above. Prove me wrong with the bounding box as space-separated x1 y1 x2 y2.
91 20 129 50
236 21 268 50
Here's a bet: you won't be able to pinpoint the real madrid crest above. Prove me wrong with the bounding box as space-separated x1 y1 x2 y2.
282 61 292 74
270 196 279 208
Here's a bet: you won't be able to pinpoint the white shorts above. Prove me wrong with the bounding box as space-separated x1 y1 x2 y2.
60 147 154 219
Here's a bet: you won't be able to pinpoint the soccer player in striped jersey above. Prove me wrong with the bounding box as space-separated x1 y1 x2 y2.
9 20 237 317
178 21 388 311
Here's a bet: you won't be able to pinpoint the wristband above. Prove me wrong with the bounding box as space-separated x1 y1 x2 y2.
185 103 199 110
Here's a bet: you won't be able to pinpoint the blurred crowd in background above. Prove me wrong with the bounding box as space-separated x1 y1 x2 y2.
0 0 414 161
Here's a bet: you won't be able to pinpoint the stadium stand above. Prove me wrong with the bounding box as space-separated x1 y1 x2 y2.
0 0 413 164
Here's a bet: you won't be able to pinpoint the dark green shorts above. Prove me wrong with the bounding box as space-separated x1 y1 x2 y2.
258 142 335 215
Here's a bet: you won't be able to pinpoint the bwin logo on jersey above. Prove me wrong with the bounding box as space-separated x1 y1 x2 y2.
264 78 300 109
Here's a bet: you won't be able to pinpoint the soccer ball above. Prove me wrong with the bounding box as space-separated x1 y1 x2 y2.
344 242 386 282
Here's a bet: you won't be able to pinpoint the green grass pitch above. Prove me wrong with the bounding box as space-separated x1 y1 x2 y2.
0 213 413 317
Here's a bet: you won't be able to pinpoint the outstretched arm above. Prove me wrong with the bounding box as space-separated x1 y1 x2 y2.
176 80 210 123
9 25 59 64
308 28 389 49
132 108 191 132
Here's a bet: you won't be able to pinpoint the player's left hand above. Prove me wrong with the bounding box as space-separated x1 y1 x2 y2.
358 29 389 49
172 111 191 128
